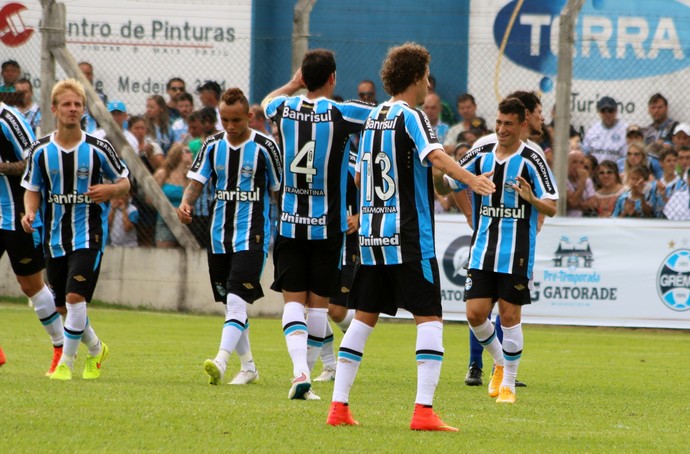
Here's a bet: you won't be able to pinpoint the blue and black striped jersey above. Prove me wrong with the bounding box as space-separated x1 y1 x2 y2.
357 101 441 265
456 141 558 278
0 102 36 231
21 132 129 257
265 95 372 240
188 130 282 254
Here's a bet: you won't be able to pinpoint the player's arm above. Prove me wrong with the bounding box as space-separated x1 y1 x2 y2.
261 69 305 112
178 180 204 224
513 176 557 217
0 160 27 176
86 177 130 204
427 148 495 196
21 190 41 233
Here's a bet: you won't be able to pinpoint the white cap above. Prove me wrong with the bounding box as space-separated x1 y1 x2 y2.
673 123 690 136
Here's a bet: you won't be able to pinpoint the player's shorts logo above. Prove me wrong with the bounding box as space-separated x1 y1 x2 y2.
442 235 472 287
464 277 473 291
657 249 690 312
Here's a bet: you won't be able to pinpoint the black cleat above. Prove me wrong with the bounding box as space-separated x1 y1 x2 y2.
464 363 483 386
515 379 527 387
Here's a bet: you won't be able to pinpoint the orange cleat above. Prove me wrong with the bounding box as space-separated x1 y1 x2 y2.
410 404 459 432
45 346 63 377
326 402 359 426
0 346 6 366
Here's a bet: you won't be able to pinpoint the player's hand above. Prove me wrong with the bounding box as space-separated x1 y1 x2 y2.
177 203 193 224
21 212 35 233
85 184 113 203
346 213 359 234
291 68 306 90
469 171 495 196
513 176 534 204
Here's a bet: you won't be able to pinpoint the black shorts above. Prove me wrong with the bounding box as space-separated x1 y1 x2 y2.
0 228 45 276
46 249 102 307
348 258 442 317
208 250 265 304
271 234 344 297
464 269 531 306
330 261 357 308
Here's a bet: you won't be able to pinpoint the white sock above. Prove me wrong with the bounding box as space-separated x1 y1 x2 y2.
335 309 355 333
30 285 64 347
236 322 256 373
332 319 373 404
306 307 328 373
81 319 102 356
320 322 336 369
61 302 87 367
215 294 248 366
469 319 504 366
501 323 523 392
282 302 308 377
415 321 444 406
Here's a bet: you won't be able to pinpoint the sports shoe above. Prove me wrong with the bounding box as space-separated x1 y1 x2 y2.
50 363 72 380
314 366 336 382
488 364 504 398
203 359 226 385
83 342 109 380
288 372 311 400
229 369 259 385
0 346 6 366
464 363 483 386
45 346 63 377
515 379 527 387
410 404 459 432
304 389 321 401
327 402 359 426
496 386 516 404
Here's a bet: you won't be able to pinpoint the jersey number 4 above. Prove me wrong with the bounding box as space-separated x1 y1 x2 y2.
290 141 317 183
362 152 395 202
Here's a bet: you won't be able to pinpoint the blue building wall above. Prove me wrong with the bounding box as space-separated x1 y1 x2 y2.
251 0 470 118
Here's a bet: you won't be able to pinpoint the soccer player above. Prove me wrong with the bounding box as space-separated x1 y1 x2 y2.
1 100 65 375
178 87 282 386
445 97 558 404
262 49 375 400
21 79 130 381
326 42 495 431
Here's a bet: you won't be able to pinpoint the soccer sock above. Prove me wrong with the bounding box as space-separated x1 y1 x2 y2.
335 309 355 333
30 285 64 347
415 321 444 406
332 319 372 404
282 302 308 377
469 319 504 366
306 307 328 373
81 319 102 356
468 330 484 369
61 302 87 368
501 323 523 391
216 293 248 366
236 321 256 373
320 322 336 369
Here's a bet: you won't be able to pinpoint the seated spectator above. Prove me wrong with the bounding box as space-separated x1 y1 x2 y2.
453 142 471 161
146 94 174 154
626 124 662 179
249 104 270 135
108 193 139 247
582 96 628 164
612 166 652 218
567 150 595 217
356 80 378 104
199 106 220 137
14 78 40 134
618 141 651 185
428 74 455 125
153 144 192 248
423 93 449 143
0 59 20 92
585 160 625 217
672 122 690 153
171 92 195 143
643 93 677 147
647 149 686 218
678 146 690 177
444 93 487 153
663 168 690 220
583 154 599 188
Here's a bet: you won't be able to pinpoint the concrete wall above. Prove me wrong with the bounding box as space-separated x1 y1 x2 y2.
0 247 284 317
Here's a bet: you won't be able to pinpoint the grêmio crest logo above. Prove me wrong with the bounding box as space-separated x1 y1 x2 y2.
493 0 690 81
442 235 472 287
657 249 690 312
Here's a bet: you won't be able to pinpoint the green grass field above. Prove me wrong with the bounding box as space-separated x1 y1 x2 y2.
1 300 688 453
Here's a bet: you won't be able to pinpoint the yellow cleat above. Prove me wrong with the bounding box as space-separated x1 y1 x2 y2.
488 365 504 398
50 363 72 380
496 386 516 404
83 342 109 380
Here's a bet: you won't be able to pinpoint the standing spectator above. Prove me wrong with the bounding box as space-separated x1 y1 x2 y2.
78 61 108 133
567 150 595 217
108 193 139 247
0 60 21 92
625 125 662 179
587 160 625 217
171 92 195 144
1 99 65 375
249 104 270 135
427 74 455 125
146 95 174 154
93 100 138 153
444 93 487 153
179 87 282 387
199 107 220 138
14 78 41 134
582 96 628 164
671 122 690 152
612 166 652 218
643 93 677 147
647 149 685 218
422 93 449 144
356 79 377 104
663 168 690 220
197 80 223 132
128 114 164 171
21 78 130 380
677 146 690 177
263 50 374 401
152 144 191 248
165 77 186 122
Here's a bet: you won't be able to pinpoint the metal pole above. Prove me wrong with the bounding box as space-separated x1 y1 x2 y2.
292 0 317 74
554 0 585 216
